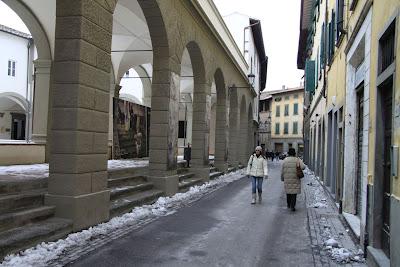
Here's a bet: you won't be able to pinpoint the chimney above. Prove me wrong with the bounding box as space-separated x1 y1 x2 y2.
282 85 286 90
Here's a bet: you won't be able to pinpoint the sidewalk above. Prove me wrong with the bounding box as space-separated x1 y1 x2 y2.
303 168 366 266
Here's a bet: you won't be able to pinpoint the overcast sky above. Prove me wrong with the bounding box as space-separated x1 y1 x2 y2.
0 0 303 91
214 0 303 91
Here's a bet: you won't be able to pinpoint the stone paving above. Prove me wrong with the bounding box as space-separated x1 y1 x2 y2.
303 168 367 267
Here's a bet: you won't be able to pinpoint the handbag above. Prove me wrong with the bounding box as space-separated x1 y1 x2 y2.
296 159 304 179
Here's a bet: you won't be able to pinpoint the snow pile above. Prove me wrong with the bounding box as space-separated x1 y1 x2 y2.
0 170 245 267
305 170 329 209
0 164 49 178
107 159 149 170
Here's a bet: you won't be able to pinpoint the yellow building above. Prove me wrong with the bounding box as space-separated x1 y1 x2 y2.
262 86 304 156
298 0 400 265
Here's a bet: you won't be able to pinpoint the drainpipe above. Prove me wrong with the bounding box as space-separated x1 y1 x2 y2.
25 38 33 143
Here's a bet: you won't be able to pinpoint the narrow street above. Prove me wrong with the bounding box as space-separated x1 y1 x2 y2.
69 162 315 267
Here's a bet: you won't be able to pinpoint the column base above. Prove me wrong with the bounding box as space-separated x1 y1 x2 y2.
191 166 210 182
31 134 47 144
45 190 110 231
148 175 179 196
214 160 228 173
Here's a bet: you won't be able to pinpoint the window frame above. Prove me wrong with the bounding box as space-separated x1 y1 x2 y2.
284 104 289 116
293 103 299 115
284 122 289 135
275 123 280 135
276 105 281 117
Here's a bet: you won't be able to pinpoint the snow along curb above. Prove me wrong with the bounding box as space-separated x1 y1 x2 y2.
0 170 246 267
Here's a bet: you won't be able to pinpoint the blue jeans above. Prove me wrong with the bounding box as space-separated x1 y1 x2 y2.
251 176 263 194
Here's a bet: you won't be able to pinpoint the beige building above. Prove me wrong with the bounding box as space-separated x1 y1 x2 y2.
259 86 304 155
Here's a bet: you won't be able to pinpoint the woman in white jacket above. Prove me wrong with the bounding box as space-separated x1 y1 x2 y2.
246 146 268 204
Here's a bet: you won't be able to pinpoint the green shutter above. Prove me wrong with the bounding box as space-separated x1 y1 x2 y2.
305 59 316 92
320 23 325 67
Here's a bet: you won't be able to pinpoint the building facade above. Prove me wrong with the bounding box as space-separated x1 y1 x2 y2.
0 0 267 238
298 0 400 265
259 86 304 155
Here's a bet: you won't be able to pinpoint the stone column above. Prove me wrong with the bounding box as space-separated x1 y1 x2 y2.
45 0 114 231
228 99 239 168
147 66 181 196
31 59 51 144
191 83 211 181
114 84 122 98
239 117 249 166
214 98 228 172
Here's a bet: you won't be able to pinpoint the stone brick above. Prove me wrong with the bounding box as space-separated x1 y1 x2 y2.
81 17 112 52
149 123 169 137
149 149 169 164
91 171 108 192
150 96 170 111
50 153 107 174
92 133 109 154
51 130 94 154
48 173 92 196
94 89 110 112
79 62 110 92
52 84 96 110
149 137 168 150
55 17 83 39
96 48 111 73
150 110 169 124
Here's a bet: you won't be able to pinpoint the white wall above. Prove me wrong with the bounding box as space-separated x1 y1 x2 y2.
0 31 30 98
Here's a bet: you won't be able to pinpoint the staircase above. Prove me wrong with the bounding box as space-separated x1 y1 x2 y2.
0 177 72 260
108 168 163 218
177 162 203 192
209 166 223 180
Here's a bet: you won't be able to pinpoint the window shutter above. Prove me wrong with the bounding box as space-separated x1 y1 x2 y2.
320 23 325 67
331 10 336 49
305 59 316 93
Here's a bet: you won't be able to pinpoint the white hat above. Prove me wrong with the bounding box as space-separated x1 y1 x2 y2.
255 146 262 151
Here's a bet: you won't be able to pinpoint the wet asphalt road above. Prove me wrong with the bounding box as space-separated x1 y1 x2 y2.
70 162 314 267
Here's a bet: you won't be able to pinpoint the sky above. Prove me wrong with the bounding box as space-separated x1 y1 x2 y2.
214 0 304 91
0 0 303 92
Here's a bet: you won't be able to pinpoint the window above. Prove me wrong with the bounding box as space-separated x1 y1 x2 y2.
275 123 280 135
276 105 280 117
336 0 345 42
284 95 290 100
178 121 186 138
294 94 298 99
284 104 289 116
294 103 299 115
8 60 16 77
305 59 315 93
274 97 282 102
379 20 395 74
284 123 289 135
293 122 298 134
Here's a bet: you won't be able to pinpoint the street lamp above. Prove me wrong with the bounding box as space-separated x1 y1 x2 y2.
248 73 256 87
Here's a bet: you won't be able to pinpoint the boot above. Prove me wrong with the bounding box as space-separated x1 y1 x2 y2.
251 193 256 204
258 192 262 203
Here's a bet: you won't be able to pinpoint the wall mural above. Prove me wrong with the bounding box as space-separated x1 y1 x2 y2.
113 98 150 159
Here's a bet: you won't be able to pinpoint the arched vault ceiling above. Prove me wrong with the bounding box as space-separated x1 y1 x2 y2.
112 1 152 82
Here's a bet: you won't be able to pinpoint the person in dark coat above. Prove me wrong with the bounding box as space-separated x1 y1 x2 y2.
184 143 191 168
281 148 306 211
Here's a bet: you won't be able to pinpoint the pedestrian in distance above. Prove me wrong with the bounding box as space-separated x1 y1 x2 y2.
281 148 305 211
271 151 275 162
246 146 268 204
184 143 191 168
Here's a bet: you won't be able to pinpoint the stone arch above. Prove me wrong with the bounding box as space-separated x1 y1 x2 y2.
0 92 29 111
3 0 52 145
180 41 209 179
2 0 51 59
213 68 228 171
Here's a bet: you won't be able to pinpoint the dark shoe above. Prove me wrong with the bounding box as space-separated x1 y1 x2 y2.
291 207 296 212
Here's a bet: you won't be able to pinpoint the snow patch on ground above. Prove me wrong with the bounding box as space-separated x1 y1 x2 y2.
305 168 365 264
0 170 246 267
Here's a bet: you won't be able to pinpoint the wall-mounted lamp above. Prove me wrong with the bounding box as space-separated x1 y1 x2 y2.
248 73 256 87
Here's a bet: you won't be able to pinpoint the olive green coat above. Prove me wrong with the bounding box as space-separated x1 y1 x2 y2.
281 156 306 194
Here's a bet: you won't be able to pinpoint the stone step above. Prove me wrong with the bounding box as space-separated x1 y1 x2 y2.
0 206 55 233
108 167 147 179
110 182 154 200
210 171 223 180
227 167 236 173
0 177 48 195
210 166 217 173
108 175 147 188
0 217 73 261
0 190 45 214
178 177 204 192
110 189 164 218
177 167 189 174
179 172 195 181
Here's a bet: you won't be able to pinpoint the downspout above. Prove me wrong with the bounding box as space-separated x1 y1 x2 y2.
25 38 33 143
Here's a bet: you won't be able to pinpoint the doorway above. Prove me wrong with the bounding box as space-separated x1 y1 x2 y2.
356 86 364 216
11 113 26 140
